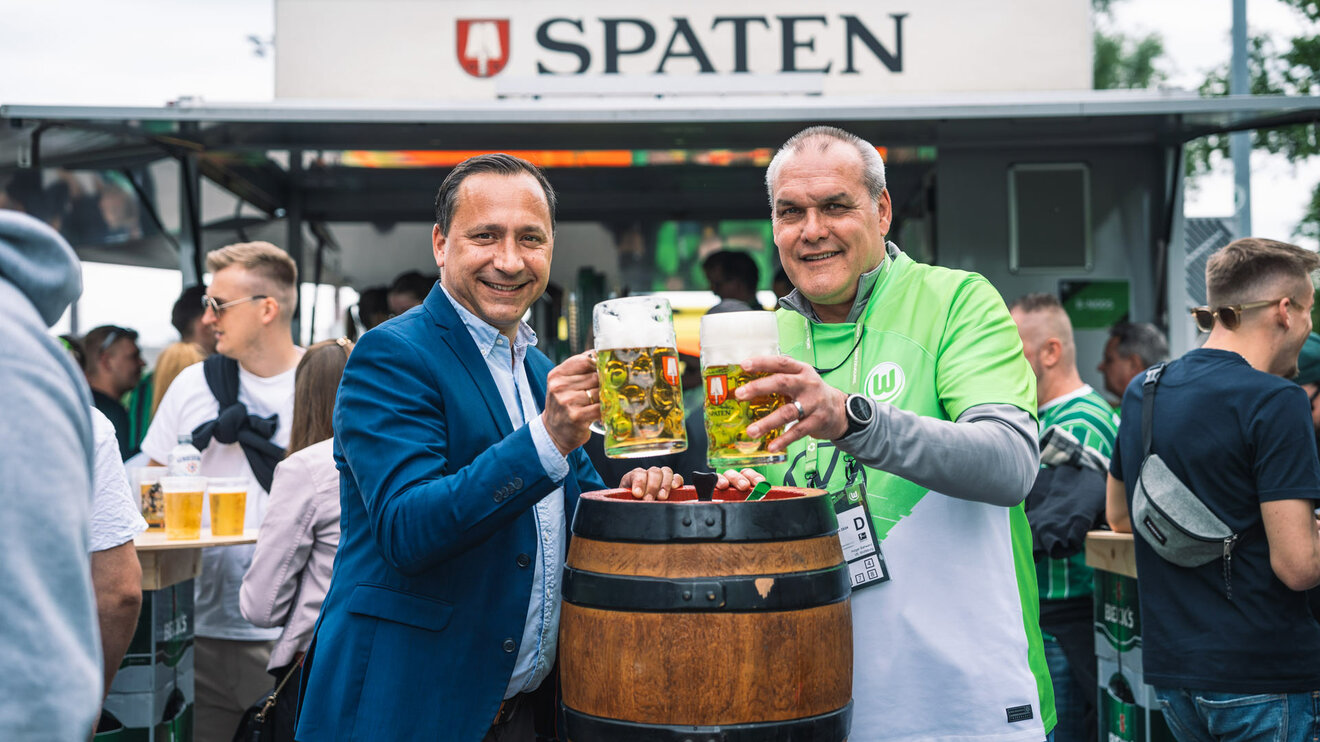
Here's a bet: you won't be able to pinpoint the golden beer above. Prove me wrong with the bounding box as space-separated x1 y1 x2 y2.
208 477 248 536
134 466 167 529
596 346 687 458
703 364 787 468
701 311 787 468
592 296 687 458
162 475 206 540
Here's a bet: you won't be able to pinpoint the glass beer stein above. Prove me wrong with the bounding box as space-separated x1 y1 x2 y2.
592 296 688 458
701 311 787 468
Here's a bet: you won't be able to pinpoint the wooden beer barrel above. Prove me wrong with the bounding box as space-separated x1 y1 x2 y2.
560 485 852 742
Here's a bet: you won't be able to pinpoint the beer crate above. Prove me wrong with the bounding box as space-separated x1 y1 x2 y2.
1097 657 1175 742
100 667 194 742
1093 570 1140 663
111 582 195 693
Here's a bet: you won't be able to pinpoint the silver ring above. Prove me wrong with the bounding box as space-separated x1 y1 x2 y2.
793 400 805 420
584 390 593 405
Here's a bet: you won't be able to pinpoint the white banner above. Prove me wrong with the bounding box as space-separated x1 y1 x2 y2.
276 0 1092 100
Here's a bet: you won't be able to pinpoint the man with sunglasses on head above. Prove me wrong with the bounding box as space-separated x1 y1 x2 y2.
1107 237 1320 742
141 241 304 742
82 324 147 460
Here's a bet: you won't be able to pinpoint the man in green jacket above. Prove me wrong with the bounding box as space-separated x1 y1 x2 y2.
729 125 1053 742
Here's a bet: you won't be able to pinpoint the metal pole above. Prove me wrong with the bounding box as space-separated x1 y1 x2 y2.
1230 0 1252 237
287 149 305 344
178 153 201 287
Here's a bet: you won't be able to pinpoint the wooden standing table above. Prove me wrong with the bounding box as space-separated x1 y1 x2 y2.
134 529 258 590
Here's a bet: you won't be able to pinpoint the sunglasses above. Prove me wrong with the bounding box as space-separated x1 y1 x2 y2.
201 294 268 317
98 326 136 353
1189 298 1284 333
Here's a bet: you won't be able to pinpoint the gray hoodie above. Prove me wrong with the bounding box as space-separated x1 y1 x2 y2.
0 210 103 740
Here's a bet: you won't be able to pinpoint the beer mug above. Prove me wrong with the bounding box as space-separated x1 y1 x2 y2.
592 296 688 458
701 311 787 468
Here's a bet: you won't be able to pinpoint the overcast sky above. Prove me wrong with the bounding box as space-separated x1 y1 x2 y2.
1 0 1315 344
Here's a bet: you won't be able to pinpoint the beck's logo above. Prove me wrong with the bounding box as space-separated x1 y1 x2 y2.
457 19 510 78
863 362 905 403
663 355 680 387
706 374 728 406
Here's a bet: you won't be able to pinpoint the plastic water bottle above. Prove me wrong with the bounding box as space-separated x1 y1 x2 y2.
167 434 202 476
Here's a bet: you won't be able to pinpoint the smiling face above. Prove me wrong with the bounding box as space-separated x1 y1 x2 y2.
770 141 891 323
202 265 278 361
433 172 553 337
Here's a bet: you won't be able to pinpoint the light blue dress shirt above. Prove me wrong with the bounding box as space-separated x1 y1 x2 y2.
440 286 569 699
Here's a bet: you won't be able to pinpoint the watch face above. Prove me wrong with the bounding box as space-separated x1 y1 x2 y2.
849 395 872 422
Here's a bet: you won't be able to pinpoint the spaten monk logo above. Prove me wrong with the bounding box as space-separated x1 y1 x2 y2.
706 373 728 406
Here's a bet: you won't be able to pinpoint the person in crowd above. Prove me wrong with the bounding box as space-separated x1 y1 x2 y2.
83 324 147 460
772 266 795 301
1096 321 1168 403
344 285 389 341
296 154 677 742
722 126 1050 741
142 241 304 742
387 269 434 317
1292 332 1320 446
126 285 218 458
702 249 761 312
0 209 103 739
1107 238 1320 741
87 406 147 705
240 337 353 741
1011 292 1118 742
150 342 206 419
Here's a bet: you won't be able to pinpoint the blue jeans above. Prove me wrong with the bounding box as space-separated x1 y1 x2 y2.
1043 637 1092 742
1154 687 1320 742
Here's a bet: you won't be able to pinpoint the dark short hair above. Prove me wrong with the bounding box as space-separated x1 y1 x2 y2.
172 284 207 337
81 324 139 374
1205 237 1320 306
703 250 760 293
433 153 557 236
1009 292 1063 314
1107 322 1169 367
388 270 435 301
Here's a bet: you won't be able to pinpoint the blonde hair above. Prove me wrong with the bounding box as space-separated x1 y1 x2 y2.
151 341 206 418
206 241 299 321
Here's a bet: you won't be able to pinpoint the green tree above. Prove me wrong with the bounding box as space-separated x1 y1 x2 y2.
1186 0 1320 241
1093 0 1168 89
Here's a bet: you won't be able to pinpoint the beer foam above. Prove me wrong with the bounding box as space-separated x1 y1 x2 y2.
700 311 779 366
593 297 676 350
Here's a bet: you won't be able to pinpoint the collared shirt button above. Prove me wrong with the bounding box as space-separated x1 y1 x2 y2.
502 638 517 653
516 553 531 568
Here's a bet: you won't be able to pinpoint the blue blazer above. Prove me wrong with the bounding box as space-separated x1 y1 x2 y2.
295 287 605 741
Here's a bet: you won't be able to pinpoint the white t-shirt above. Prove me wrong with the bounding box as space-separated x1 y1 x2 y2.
142 360 297 640
89 407 147 552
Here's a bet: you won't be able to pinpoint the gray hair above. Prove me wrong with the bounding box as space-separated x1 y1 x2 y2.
765 126 887 208
1108 322 1169 367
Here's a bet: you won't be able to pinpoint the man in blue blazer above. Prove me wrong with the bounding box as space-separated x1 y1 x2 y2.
295 154 680 741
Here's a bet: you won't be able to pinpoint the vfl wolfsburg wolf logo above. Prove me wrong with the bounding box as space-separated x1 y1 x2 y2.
864 362 905 403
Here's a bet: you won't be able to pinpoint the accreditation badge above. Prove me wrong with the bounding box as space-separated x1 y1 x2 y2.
821 455 888 590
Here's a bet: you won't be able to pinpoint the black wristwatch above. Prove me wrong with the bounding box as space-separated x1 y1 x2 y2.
841 394 874 438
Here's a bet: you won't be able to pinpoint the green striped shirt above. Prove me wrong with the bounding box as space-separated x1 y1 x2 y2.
1036 385 1119 601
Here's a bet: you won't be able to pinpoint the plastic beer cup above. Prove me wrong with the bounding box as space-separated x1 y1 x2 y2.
133 465 168 530
208 477 248 537
701 311 788 468
592 296 688 458
161 476 206 540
